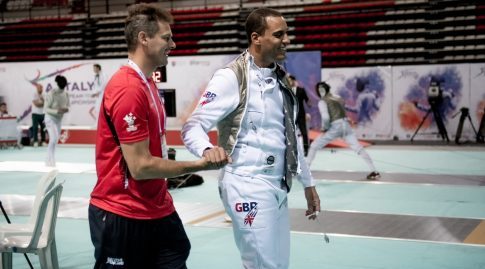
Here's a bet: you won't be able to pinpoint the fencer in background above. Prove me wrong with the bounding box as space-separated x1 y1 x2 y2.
306 81 380 180
44 75 69 167
90 63 106 124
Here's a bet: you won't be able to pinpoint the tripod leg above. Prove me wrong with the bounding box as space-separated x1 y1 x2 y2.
465 115 481 143
432 108 449 142
478 109 485 143
455 112 467 144
411 109 431 142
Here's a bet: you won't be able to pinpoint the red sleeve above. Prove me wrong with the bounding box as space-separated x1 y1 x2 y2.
107 77 149 144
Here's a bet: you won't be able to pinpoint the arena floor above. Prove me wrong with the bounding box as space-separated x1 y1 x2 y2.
1 142 484 269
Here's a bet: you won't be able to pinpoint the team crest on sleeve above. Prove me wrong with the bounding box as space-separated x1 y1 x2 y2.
123 113 137 132
199 91 217 106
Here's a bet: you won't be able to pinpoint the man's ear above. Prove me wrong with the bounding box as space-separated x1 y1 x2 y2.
138 31 148 46
251 32 260 45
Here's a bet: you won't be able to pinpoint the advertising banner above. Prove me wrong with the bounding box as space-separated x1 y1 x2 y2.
1 56 483 142
393 64 470 141
0 59 124 127
322 66 393 139
470 63 485 141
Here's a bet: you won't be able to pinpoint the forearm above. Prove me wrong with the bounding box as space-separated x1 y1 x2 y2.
33 100 44 107
182 120 214 157
120 140 207 180
297 143 315 188
129 156 204 180
44 107 59 115
44 96 60 115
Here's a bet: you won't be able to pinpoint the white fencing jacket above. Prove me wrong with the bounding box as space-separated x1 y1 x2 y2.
182 55 313 187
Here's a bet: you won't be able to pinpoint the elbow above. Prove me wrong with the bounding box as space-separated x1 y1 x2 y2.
180 122 193 141
129 169 144 180
126 162 150 180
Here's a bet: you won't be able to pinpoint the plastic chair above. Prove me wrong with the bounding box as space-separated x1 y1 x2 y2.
0 182 64 269
0 169 58 235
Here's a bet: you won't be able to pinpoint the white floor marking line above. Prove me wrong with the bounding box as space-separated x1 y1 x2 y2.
0 161 95 173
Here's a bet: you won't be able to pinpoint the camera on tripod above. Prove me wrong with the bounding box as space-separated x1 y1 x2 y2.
411 77 449 142
427 79 443 106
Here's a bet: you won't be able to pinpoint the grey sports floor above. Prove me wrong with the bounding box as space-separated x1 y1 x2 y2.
1 142 485 269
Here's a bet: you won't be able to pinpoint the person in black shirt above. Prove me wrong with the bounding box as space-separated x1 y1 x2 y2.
288 75 310 156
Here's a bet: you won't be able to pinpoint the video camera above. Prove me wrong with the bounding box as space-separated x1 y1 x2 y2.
427 79 443 106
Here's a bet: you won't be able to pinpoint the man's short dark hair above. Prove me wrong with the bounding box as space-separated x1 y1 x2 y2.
55 75 68 89
316 82 330 98
93 64 101 70
125 3 174 53
245 7 283 44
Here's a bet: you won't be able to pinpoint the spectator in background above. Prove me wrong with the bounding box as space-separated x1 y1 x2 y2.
306 82 380 180
44 75 70 166
31 83 46 147
0 101 23 148
90 63 106 124
0 102 9 117
288 74 310 156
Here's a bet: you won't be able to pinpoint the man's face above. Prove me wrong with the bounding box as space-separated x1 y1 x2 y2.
0 104 6 113
318 85 328 97
36 84 43 94
93 66 100 74
257 16 290 65
145 21 176 68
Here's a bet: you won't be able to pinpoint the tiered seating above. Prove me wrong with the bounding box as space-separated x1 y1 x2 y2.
92 5 241 58
164 5 241 55
32 0 68 7
0 0 484 67
276 0 484 67
5 0 31 11
0 17 84 61
283 0 432 66
436 2 485 62
3 0 68 11
91 14 127 58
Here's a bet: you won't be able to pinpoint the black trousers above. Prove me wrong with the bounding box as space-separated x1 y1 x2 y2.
31 113 46 142
89 204 190 269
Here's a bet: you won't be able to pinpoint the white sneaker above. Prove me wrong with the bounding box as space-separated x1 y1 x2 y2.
33 142 39 147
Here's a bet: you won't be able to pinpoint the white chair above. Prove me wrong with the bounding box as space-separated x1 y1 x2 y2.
0 182 64 269
0 169 58 235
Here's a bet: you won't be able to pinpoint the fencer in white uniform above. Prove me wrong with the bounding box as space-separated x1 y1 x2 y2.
183 55 318 269
182 8 320 269
44 75 69 167
306 81 380 180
